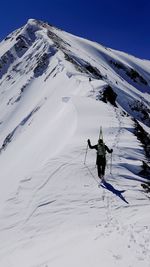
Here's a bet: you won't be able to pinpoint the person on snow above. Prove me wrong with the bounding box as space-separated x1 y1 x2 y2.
87 138 113 179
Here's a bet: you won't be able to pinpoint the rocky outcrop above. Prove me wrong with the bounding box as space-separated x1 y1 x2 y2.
98 85 118 107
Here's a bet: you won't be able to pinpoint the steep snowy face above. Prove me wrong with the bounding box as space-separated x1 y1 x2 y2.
0 18 149 121
0 18 150 176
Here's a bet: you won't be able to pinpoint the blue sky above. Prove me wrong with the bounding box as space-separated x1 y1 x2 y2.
0 0 150 59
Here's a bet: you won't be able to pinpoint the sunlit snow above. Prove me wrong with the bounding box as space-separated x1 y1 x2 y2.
0 19 150 267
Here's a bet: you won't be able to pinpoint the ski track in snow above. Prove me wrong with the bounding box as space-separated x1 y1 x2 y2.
0 117 150 267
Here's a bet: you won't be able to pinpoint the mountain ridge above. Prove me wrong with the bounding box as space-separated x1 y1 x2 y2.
0 19 150 267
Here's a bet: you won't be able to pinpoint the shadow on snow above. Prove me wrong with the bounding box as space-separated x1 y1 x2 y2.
101 180 129 204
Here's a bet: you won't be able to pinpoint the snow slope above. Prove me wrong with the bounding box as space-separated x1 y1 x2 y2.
0 19 150 267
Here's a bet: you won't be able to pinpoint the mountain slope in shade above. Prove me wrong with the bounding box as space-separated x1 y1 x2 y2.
0 19 150 267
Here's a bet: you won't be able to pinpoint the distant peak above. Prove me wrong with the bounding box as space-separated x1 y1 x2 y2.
26 18 54 29
27 18 42 25
27 18 36 24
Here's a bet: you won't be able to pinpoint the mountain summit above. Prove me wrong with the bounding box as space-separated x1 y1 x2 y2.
0 19 150 267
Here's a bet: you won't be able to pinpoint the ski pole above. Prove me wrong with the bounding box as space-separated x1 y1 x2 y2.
84 142 88 165
110 152 113 174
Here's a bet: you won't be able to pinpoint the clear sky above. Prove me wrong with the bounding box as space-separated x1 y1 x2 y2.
0 0 150 59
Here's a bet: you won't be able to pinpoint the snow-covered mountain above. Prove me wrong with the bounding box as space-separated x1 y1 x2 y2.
0 19 150 267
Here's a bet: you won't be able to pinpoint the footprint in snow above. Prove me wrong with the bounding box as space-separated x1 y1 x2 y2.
113 254 122 260
62 97 70 103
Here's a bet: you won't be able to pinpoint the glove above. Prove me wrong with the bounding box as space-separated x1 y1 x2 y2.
110 149 113 153
87 139 90 146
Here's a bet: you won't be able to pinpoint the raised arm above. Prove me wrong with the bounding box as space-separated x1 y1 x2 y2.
87 139 97 150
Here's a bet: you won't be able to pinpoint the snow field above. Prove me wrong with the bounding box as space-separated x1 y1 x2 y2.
0 19 150 267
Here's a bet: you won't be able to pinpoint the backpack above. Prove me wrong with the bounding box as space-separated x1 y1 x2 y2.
97 143 106 157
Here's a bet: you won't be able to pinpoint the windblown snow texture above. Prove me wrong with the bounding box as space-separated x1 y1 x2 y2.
0 19 150 267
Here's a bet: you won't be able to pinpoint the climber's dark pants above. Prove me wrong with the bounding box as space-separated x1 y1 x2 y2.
97 156 106 178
